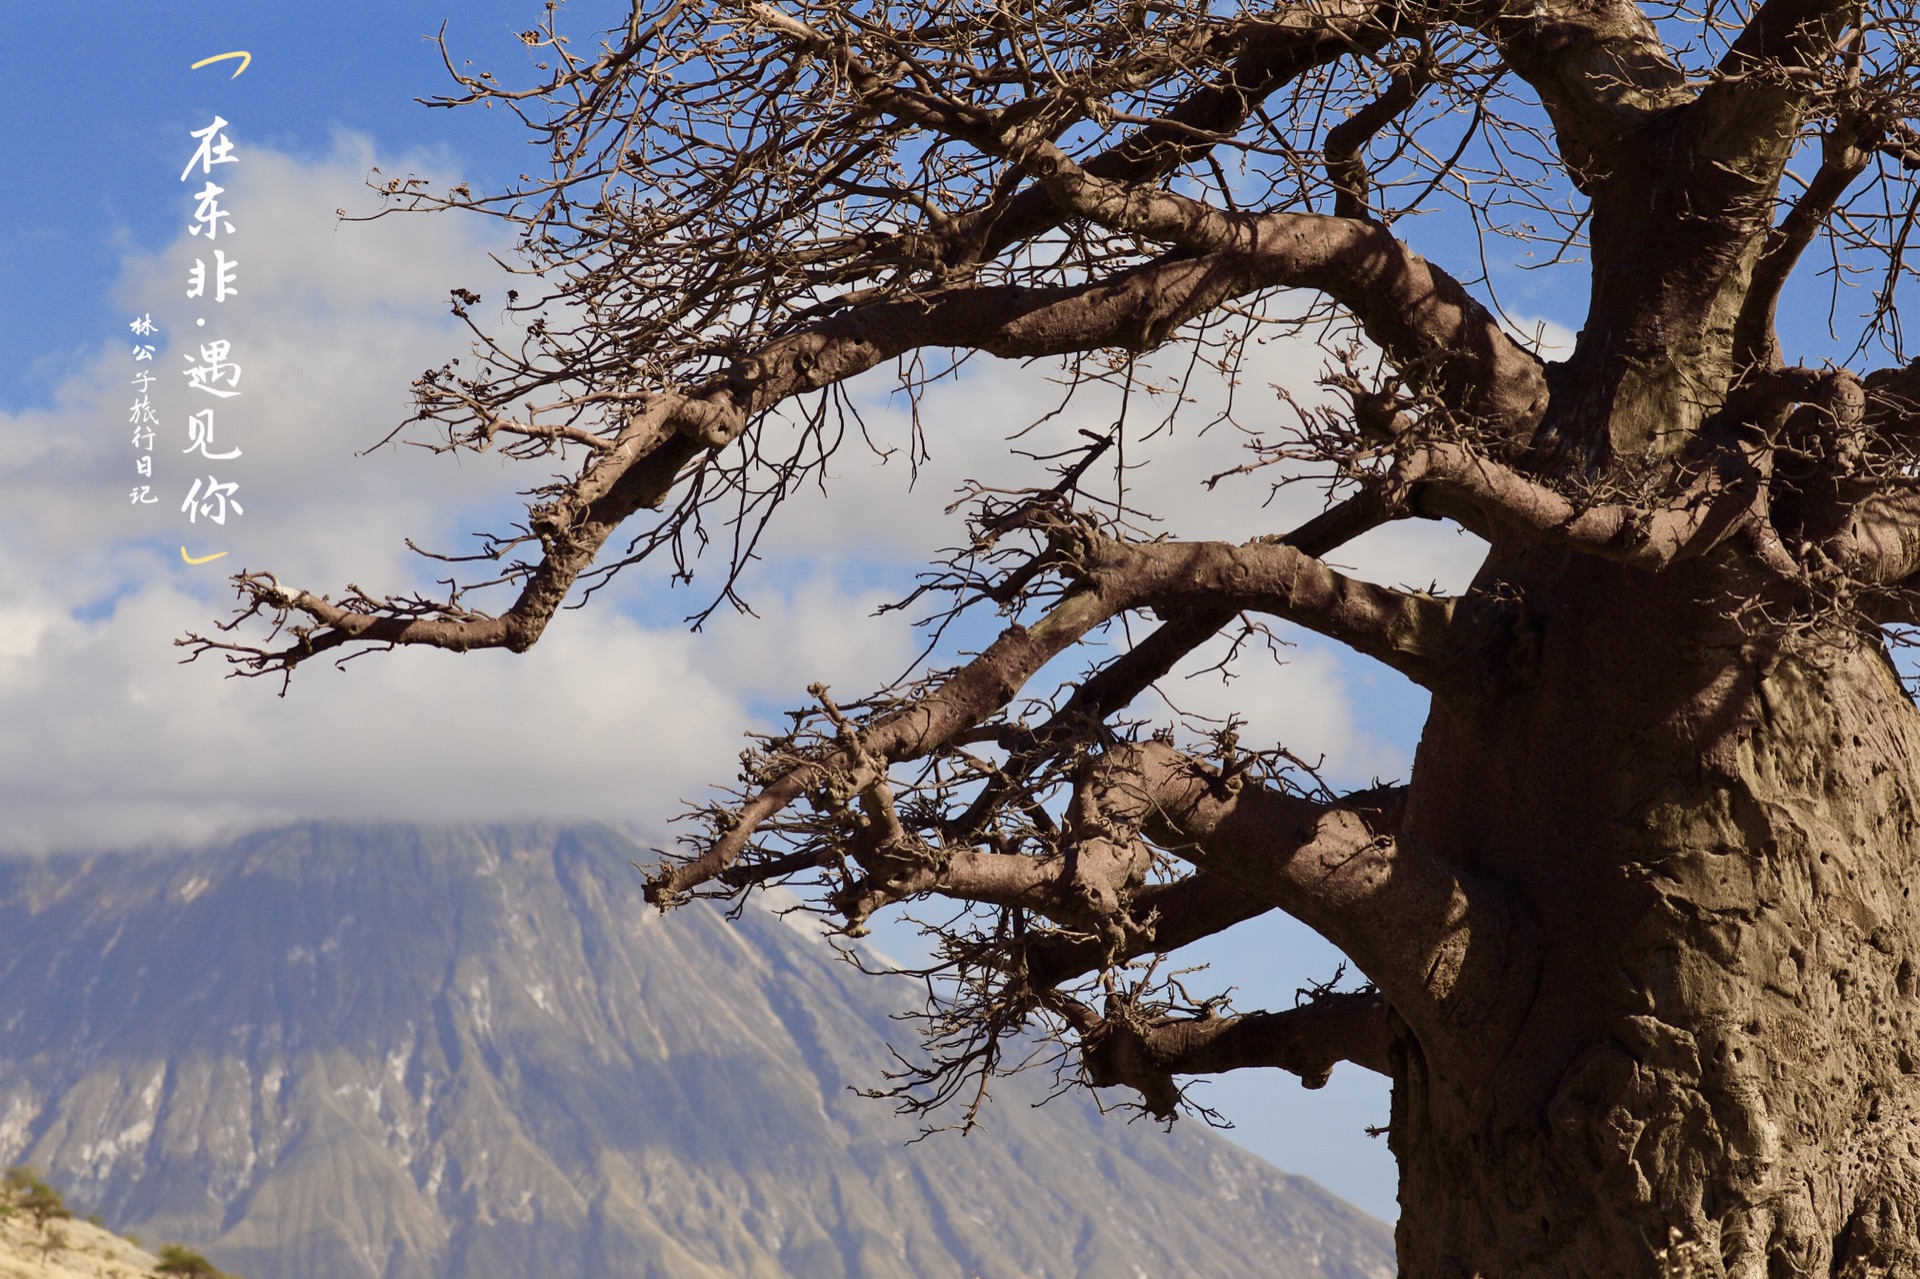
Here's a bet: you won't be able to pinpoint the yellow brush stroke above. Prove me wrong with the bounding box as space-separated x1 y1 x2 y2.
181 548 230 566
190 51 252 78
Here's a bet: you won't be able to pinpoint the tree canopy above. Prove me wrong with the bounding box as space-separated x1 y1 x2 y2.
185 0 1920 1269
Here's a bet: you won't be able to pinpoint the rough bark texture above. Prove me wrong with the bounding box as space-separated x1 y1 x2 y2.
1395 547 1920 1275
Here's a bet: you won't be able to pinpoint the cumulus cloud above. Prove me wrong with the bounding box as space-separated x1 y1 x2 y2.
1501 311 1579 361
0 136 919 852
731 332 1487 783
1 134 1484 852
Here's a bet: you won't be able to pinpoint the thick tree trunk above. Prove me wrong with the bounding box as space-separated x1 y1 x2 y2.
1391 543 1920 1277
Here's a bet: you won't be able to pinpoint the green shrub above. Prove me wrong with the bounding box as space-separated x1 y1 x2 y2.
154 1242 233 1277
2 1166 72 1229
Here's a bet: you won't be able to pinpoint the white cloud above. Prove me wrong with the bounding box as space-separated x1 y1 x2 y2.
735 318 1487 588
1500 312 1579 361
0 137 926 852
0 136 1485 851
1156 636 1414 784
1 124 1449 1222
716 338 1485 786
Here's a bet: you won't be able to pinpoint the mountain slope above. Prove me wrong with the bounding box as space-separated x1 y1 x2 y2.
0 1213 159 1279
0 824 1393 1279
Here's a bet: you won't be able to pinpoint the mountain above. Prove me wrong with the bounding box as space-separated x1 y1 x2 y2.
0 824 1393 1279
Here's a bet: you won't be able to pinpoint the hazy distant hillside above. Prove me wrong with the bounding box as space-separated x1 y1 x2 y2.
0 824 1393 1279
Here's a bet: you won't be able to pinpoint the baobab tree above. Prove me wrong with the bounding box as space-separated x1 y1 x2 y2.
187 0 1920 1272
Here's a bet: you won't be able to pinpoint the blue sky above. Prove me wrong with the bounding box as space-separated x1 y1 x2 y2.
0 1 1441 1219
2 1 581 410
11 0 1904 1229
0 2 1487 864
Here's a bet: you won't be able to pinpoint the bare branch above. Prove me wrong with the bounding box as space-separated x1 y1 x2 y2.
1471 0 1689 190
1075 530 1467 686
647 574 1124 903
1325 58 1433 221
191 255 1383 674
1015 489 1400 751
1024 870 1279 991
838 69 1551 436
1865 358 1920 440
1057 987 1392 1118
1734 122 1877 368
1826 488 1920 587
936 0 1422 265
1089 741 1535 1072
647 499 1455 903
1391 437 1778 572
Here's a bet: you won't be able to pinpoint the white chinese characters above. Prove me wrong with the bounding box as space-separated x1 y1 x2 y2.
186 251 239 302
177 116 247 529
180 117 238 180
127 316 160 503
187 183 235 240
182 340 243 399
180 476 243 525
125 111 255 528
183 410 241 460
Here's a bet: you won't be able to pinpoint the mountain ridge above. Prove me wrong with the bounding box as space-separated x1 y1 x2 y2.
0 822 1393 1278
